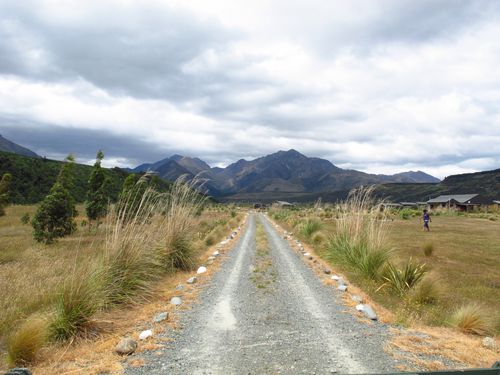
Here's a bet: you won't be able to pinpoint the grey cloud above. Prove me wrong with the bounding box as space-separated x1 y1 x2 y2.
361 0 495 44
0 117 177 167
0 1 499 177
291 0 500 55
0 2 237 101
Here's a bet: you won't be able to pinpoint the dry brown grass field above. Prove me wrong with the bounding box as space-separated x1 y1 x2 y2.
385 215 500 329
0 202 242 370
272 207 500 336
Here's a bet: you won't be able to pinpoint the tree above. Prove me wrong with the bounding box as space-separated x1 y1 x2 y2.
32 155 78 244
57 154 76 194
0 173 12 216
85 150 110 228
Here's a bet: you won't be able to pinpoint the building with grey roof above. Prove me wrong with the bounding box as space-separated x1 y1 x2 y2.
427 194 492 211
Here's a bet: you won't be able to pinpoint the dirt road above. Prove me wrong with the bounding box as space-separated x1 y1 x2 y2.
126 213 400 374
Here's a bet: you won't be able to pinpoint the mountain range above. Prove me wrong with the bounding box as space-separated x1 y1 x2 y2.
1 134 498 203
132 149 440 200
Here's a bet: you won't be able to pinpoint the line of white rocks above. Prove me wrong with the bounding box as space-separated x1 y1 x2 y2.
272 221 500 355
274 222 379 322
115 225 242 356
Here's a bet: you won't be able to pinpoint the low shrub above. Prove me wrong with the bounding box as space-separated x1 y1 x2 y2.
20 213 30 225
450 304 493 336
7 316 49 366
400 208 412 220
423 243 434 257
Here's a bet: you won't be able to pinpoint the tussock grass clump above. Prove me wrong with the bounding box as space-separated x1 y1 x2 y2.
104 189 164 305
50 267 106 341
450 304 493 336
165 231 195 271
297 218 323 238
423 243 434 257
311 231 326 245
408 277 441 305
162 181 206 271
328 233 390 280
50 180 206 340
327 187 391 280
380 258 427 296
7 316 49 366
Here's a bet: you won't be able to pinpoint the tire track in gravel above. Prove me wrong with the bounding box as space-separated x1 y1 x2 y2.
126 213 400 374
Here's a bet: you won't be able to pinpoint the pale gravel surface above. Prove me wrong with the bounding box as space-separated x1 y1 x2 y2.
125 213 406 374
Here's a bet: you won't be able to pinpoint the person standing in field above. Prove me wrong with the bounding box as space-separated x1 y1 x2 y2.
422 209 431 231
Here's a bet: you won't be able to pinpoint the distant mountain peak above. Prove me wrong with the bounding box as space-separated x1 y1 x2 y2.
283 148 301 155
276 149 305 158
170 154 184 161
391 170 440 183
133 150 441 198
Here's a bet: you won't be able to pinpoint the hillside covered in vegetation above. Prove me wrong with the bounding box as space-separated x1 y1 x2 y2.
0 151 132 204
374 168 500 202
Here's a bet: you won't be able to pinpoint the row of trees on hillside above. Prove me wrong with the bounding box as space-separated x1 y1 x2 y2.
31 151 150 243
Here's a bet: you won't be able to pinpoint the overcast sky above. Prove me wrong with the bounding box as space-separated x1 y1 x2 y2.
1 0 500 178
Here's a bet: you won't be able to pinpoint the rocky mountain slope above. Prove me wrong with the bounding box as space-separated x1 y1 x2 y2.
134 149 440 199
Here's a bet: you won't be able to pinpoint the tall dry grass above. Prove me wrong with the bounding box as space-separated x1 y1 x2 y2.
160 181 206 270
5 180 207 365
335 187 388 250
327 186 391 280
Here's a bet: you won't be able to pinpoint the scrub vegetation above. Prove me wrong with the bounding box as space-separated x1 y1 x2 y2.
0 175 241 368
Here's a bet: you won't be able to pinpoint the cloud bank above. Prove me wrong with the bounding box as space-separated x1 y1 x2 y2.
1 0 499 178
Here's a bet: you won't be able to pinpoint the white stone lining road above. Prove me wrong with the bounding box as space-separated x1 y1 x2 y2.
126 213 403 374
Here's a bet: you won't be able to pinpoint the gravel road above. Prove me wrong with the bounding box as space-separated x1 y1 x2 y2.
126 213 401 374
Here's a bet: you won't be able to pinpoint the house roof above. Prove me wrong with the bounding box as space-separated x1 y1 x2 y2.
276 201 294 205
427 194 478 204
